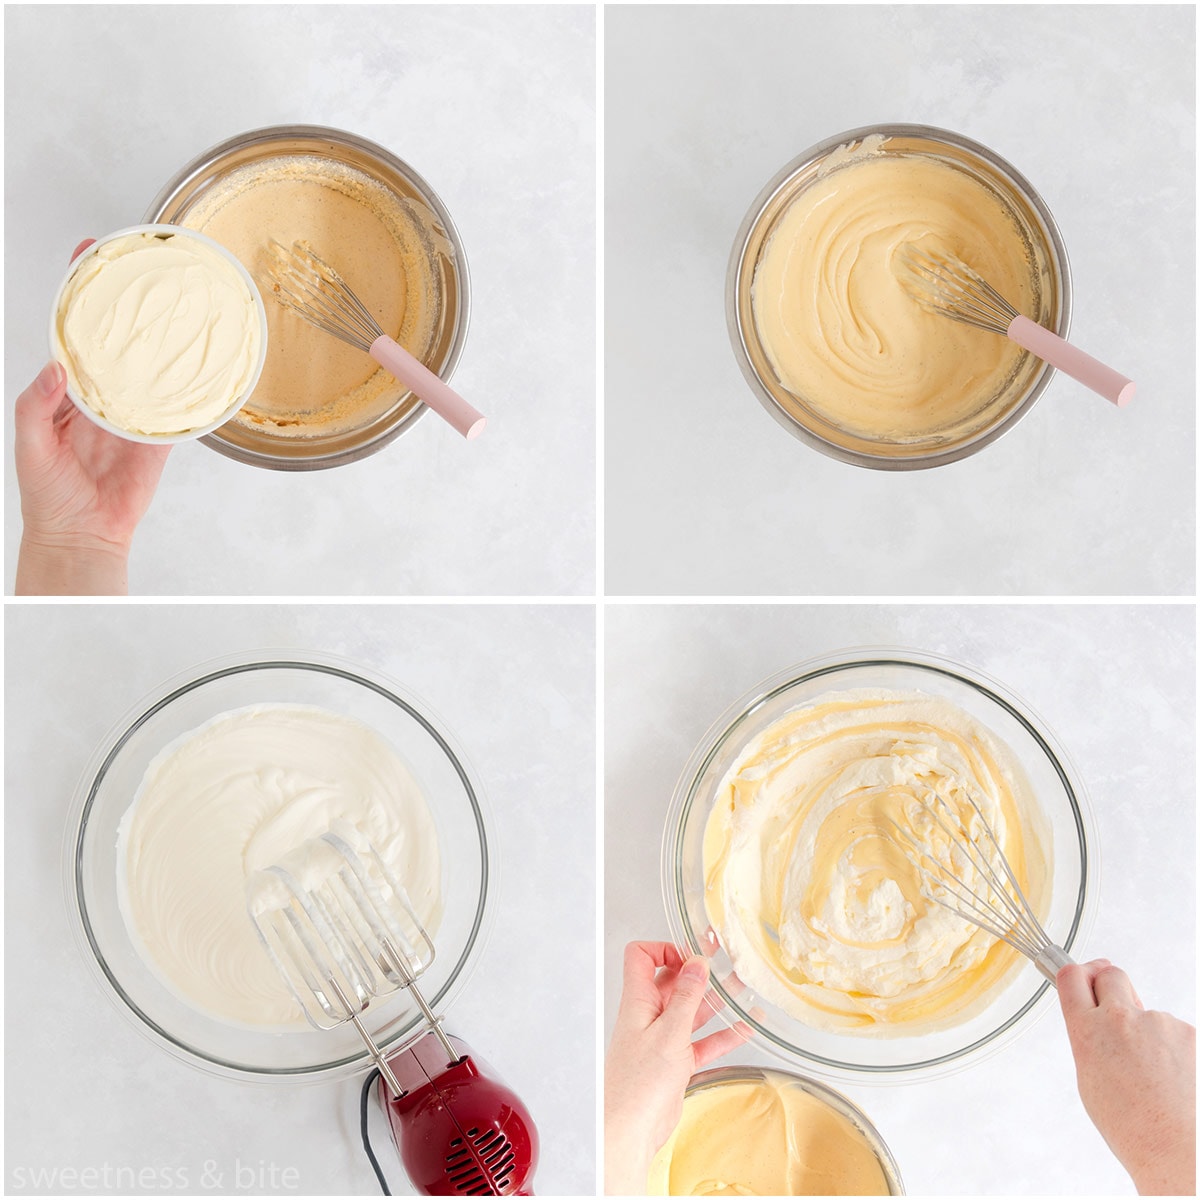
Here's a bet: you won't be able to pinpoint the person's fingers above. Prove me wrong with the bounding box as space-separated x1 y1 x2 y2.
620 942 686 1029
624 941 685 993
625 942 686 976
52 394 77 425
692 1021 753 1070
70 238 96 263
1093 963 1141 1010
1058 957 1114 1003
659 956 711 1038
1057 961 1107 1024
14 362 68 462
691 986 727 1032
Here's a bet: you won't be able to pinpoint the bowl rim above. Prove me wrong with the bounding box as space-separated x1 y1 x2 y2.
48 223 269 444
725 122 1074 471
661 645 1099 1084
142 123 472 471
677 1064 906 1194
63 648 496 1085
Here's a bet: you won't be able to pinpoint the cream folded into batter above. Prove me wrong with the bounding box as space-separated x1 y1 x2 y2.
647 1073 891 1196
703 689 1049 1033
752 137 1036 442
55 231 261 436
117 704 442 1028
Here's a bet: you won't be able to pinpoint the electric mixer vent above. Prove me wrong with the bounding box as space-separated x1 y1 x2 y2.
445 1128 517 1195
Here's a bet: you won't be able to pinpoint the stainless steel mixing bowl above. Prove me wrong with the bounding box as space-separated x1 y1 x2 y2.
145 125 470 470
727 124 1071 469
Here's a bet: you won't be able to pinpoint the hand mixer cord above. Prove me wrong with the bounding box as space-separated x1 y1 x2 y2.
360 1068 392 1196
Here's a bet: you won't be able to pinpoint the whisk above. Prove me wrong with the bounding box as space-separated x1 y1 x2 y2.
896 244 1135 408
261 240 485 439
248 830 539 1195
887 784 1073 985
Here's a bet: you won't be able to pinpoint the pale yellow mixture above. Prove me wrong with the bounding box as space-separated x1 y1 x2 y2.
182 155 447 438
55 231 261 437
703 690 1050 1034
752 137 1036 442
647 1074 891 1196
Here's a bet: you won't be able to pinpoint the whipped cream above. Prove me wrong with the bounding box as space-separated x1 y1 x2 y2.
647 1072 891 1196
703 689 1050 1034
117 704 442 1028
55 230 262 436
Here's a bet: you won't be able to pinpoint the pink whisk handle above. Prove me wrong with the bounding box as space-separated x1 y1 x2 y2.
1006 315 1135 408
369 336 486 440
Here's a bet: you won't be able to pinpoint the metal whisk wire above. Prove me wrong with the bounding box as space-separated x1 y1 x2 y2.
894 241 1135 407
258 239 487 439
895 245 1018 336
262 240 385 352
887 783 1072 984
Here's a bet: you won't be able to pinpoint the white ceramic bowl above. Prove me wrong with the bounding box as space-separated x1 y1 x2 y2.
48 223 268 444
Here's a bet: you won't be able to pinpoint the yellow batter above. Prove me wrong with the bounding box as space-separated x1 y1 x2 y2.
751 137 1036 442
703 690 1050 1034
181 155 447 438
647 1073 891 1196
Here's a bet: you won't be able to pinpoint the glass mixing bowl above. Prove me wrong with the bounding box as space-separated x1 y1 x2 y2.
727 124 1071 469
65 651 493 1084
662 648 1097 1083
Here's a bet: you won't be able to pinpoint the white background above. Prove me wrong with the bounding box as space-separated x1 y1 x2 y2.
605 5 1196 596
4 603 596 1195
4 5 596 596
605 603 1196 1195
3 5 1197 1200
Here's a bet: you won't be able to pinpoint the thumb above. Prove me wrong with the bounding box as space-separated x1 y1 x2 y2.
660 956 710 1037
14 362 68 464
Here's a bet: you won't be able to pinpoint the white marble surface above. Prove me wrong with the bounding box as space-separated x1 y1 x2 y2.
604 5 1195 596
4 5 595 596
5 603 596 1195
604 603 1196 1195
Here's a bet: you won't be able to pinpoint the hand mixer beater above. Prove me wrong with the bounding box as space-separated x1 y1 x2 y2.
248 831 538 1195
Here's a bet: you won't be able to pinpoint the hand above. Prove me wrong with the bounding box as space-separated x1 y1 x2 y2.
604 941 750 1195
1059 959 1196 1196
15 239 171 595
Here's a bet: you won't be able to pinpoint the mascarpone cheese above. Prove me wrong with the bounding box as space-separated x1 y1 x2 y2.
116 704 442 1028
55 230 262 436
647 1072 891 1195
703 689 1049 1033
751 137 1037 443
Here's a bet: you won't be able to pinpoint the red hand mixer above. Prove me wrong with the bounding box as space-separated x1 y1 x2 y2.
249 830 539 1195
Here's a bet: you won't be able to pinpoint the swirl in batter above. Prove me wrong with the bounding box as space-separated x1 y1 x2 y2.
703 689 1049 1033
117 704 442 1029
647 1072 891 1196
751 137 1038 443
